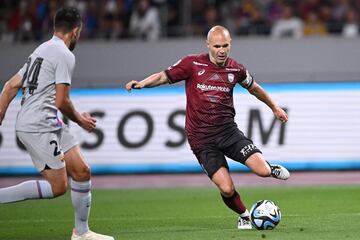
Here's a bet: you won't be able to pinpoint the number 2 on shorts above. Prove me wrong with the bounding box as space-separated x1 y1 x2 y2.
49 140 61 157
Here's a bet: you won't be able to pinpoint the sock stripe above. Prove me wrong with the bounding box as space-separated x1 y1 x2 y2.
36 180 43 199
71 188 90 193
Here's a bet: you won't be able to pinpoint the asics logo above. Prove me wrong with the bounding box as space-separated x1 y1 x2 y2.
198 69 205 75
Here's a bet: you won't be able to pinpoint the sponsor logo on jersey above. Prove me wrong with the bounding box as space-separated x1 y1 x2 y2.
228 73 234 83
197 83 230 92
225 68 241 72
193 61 208 66
198 69 205 75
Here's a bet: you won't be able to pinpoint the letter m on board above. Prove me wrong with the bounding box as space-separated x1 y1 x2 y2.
246 108 288 145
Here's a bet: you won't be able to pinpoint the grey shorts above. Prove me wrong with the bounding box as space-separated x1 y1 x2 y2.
16 125 78 171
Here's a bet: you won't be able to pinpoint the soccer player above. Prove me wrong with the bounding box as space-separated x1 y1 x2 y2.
0 7 114 240
126 25 290 229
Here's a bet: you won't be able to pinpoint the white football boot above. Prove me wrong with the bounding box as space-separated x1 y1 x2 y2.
237 209 252 230
270 164 290 180
71 229 115 240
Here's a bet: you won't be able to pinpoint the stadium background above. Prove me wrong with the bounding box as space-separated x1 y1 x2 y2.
0 0 359 175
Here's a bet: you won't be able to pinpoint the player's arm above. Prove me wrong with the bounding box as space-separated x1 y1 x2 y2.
55 83 96 132
0 74 23 125
125 71 168 92
247 81 288 123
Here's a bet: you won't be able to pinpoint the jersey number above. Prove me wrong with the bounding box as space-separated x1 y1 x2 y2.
50 140 61 157
22 57 44 94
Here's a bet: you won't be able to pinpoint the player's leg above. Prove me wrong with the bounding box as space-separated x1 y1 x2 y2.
65 146 114 240
245 153 290 180
61 126 114 240
0 131 67 203
221 130 290 180
0 168 66 203
244 152 271 177
64 145 91 236
211 167 247 213
211 167 252 229
195 150 251 229
41 167 68 196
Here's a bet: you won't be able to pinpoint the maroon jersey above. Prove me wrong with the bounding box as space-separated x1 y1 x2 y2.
165 53 254 152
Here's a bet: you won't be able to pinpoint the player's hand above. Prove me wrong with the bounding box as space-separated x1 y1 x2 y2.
79 112 97 132
273 106 288 123
125 80 144 92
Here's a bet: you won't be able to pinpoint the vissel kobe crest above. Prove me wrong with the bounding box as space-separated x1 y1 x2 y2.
228 73 234 83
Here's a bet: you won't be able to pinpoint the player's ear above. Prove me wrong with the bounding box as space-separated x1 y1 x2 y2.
72 26 81 39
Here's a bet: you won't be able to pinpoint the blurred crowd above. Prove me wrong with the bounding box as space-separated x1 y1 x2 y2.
0 0 359 43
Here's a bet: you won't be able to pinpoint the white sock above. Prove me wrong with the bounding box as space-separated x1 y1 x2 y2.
240 209 250 218
71 179 91 235
0 180 53 203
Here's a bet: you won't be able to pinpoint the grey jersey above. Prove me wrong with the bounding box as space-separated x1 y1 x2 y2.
16 35 75 132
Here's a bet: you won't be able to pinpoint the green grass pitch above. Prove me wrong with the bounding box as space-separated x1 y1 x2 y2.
0 185 359 240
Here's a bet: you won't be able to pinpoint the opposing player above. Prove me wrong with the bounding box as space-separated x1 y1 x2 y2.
0 7 114 240
126 25 290 229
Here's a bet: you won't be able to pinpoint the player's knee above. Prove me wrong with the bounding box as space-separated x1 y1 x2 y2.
220 184 235 196
72 164 91 181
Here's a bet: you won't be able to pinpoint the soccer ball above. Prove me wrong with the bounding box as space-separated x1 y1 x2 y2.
249 200 281 230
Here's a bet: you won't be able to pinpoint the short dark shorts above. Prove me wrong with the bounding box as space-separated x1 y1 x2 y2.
193 128 262 178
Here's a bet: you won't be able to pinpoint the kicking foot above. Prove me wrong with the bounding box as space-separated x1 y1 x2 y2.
238 210 252 230
238 216 252 230
270 164 290 180
71 229 115 240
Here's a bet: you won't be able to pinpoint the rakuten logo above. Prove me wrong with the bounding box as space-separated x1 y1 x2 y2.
197 84 230 92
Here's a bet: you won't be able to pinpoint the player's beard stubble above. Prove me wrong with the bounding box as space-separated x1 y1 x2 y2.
69 39 77 51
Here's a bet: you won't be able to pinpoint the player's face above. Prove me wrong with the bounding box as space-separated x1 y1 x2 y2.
207 32 231 66
69 25 82 51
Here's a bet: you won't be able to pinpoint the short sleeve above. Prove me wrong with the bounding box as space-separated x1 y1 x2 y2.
238 69 254 89
165 56 193 84
55 52 75 85
17 62 28 77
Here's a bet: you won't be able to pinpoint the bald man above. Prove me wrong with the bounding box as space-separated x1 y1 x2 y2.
126 25 290 229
